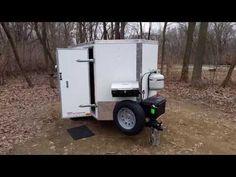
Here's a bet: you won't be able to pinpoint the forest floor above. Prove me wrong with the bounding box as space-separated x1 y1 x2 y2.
1 70 236 155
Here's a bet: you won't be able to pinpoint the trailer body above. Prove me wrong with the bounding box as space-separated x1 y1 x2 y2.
56 39 161 121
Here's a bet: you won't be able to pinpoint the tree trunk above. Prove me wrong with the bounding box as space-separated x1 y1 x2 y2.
139 22 143 39
160 22 167 75
221 57 236 87
191 22 209 87
63 22 69 47
110 22 114 39
103 22 108 40
147 22 152 40
76 23 79 44
94 22 99 40
180 22 196 82
42 22 56 88
89 22 93 41
0 52 9 85
34 22 55 66
78 22 85 43
1 22 33 87
82 22 87 42
120 22 126 39
48 22 56 50
114 22 120 39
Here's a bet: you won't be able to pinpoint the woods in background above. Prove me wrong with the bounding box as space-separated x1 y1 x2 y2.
0 22 235 88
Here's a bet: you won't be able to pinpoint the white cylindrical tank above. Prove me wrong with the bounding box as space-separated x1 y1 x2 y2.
149 73 164 90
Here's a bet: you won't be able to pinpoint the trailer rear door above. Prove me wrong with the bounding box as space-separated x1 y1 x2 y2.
57 48 91 118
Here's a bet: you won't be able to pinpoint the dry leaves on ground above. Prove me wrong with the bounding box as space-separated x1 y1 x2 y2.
1 72 236 154
163 80 236 115
0 73 59 154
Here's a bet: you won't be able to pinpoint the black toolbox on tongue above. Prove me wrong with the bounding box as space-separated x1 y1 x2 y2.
140 95 166 119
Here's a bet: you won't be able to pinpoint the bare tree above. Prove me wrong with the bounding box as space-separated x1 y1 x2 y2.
115 22 120 39
82 23 88 42
120 22 126 39
0 32 9 85
78 22 85 43
191 22 209 87
213 22 233 63
110 22 114 39
221 38 236 88
34 22 56 88
0 47 9 85
180 22 196 82
76 23 80 44
48 22 57 49
63 22 75 46
147 22 152 40
42 22 56 88
160 22 168 74
94 22 99 40
89 22 93 41
139 22 143 39
63 22 69 47
34 22 55 66
4 22 236 88
221 57 236 87
103 22 108 40
1 22 33 87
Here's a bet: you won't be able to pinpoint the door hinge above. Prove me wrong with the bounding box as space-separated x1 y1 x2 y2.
59 72 62 80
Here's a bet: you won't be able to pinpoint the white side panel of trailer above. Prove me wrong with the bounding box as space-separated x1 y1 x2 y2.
57 49 91 118
94 43 137 102
141 43 158 99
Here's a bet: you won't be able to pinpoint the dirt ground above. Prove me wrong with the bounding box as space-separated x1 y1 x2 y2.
1 72 236 155
8 92 236 155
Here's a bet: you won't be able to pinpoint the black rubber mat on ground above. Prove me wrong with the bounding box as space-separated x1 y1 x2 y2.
67 125 95 140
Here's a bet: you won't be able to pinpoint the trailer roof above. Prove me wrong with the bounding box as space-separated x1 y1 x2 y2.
71 39 158 48
94 39 158 45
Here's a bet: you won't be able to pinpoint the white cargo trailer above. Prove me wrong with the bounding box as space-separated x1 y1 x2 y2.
56 39 166 135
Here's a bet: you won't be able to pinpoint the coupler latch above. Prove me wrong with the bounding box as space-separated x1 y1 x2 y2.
146 118 163 131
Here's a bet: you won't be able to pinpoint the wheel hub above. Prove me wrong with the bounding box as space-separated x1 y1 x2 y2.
117 108 136 130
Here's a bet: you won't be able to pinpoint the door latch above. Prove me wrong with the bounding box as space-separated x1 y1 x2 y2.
66 81 69 88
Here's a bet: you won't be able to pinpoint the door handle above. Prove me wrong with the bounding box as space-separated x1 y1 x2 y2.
76 59 94 62
66 81 69 88
79 104 97 108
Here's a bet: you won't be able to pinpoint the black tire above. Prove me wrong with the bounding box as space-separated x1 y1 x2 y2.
113 100 145 135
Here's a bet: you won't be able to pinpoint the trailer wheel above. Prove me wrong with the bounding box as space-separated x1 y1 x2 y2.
113 100 145 135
